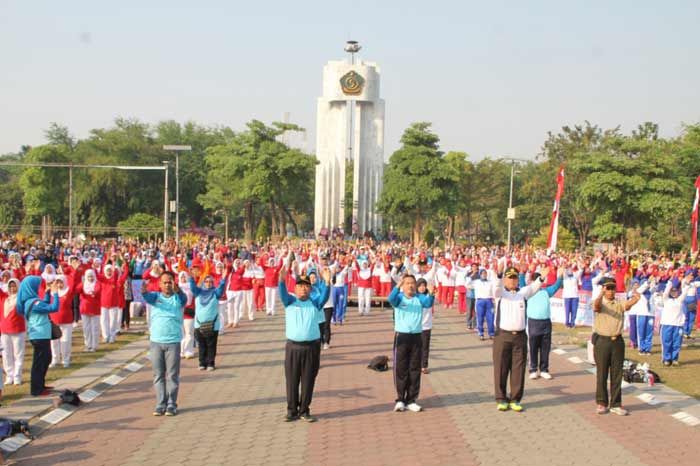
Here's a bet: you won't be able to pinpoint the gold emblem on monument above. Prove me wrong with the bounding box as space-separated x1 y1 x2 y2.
340 71 365 95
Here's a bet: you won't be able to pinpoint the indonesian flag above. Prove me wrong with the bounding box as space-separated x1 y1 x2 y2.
547 166 565 252
692 176 700 253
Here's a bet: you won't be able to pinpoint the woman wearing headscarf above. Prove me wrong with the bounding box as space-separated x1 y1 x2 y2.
178 271 195 359
190 273 227 371
97 261 129 343
16 276 60 396
49 271 78 368
0 278 25 385
39 263 58 297
76 269 101 352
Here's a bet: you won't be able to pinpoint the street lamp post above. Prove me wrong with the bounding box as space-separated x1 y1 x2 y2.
163 161 169 242
499 157 530 251
163 145 192 242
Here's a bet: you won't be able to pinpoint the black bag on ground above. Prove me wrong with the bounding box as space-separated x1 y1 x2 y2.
59 389 81 406
367 355 389 372
0 418 32 440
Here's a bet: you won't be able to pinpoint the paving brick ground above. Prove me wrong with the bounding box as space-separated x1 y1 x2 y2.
11 305 699 466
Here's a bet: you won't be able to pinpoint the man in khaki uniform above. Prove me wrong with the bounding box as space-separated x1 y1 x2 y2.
592 277 640 416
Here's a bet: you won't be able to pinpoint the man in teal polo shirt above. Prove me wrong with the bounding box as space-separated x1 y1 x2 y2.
279 266 331 422
387 274 435 413
142 271 188 417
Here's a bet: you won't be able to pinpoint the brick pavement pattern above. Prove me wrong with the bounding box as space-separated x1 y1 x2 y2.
12 305 699 466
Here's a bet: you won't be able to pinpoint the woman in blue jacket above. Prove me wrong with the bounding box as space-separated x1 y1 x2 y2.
16 276 60 396
190 274 227 371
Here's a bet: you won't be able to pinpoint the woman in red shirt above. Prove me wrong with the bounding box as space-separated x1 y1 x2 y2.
50 270 79 367
0 279 25 385
97 262 129 343
76 269 101 352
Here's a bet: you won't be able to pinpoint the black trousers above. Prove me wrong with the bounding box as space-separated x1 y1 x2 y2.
593 333 625 408
393 332 422 404
493 330 527 403
528 318 552 372
30 339 52 396
72 295 81 323
122 300 132 327
466 297 476 328
421 329 431 368
284 339 321 416
195 329 219 368
319 308 333 344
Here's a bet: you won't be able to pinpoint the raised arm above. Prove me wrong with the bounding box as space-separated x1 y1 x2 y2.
623 292 641 311
214 276 227 299
417 293 435 309
278 267 296 307
546 277 563 297
387 285 403 308
189 277 203 297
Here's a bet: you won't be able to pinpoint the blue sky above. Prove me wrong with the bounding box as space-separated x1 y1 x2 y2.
1 1 699 159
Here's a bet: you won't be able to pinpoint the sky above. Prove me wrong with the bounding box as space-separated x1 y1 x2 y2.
1 1 699 160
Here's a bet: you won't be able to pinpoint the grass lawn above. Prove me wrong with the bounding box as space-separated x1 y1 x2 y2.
1 327 146 406
551 323 700 399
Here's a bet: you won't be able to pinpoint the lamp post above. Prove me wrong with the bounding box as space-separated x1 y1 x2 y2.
163 145 192 242
499 157 530 251
163 161 169 242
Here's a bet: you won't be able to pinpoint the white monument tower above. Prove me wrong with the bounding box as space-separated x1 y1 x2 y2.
314 41 385 236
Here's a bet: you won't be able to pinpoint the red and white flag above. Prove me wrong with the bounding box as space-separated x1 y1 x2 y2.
691 176 700 253
547 166 565 252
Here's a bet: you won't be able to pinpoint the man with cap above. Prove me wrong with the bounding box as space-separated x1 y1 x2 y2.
493 264 548 412
592 277 640 415
278 266 330 422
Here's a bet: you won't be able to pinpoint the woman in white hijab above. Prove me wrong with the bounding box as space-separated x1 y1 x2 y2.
76 269 102 352
0 279 25 385
178 271 196 359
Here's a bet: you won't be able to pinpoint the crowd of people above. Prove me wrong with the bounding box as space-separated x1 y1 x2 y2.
0 234 698 419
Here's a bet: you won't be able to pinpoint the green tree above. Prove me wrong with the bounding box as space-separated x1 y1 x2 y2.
199 120 316 240
117 213 163 240
19 145 70 225
377 122 457 245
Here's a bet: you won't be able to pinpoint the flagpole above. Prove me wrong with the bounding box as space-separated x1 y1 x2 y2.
691 176 700 254
547 166 565 253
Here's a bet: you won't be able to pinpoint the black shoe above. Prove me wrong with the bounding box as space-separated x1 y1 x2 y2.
165 407 178 416
299 413 317 422
284 414 299 422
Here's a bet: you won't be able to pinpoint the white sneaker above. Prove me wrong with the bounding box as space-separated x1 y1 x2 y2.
406 402 422 412
529 372 539 380
4 378 13 386
49 362 58 369
323 343 330 350
393 401 406 412
63 362 70 368
13 379 21 386
540 372 553 380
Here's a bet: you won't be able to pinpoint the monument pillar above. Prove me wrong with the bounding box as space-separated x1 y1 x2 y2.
314 42 385 237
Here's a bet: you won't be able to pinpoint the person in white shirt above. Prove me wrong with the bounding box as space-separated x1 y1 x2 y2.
629 278 653 355
416 278 436 374
473 268 496 340
492 265 546 412
660 277 695 366
562 267 582 328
